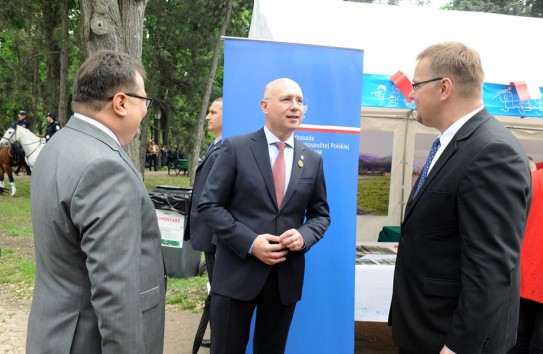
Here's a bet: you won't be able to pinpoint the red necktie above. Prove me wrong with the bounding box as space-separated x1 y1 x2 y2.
273 142 286 208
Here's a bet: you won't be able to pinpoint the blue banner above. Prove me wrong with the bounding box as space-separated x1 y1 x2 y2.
223 38 363 354
362 73 543 118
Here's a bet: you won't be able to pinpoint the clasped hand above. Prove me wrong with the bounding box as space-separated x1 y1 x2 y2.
252 229 305 265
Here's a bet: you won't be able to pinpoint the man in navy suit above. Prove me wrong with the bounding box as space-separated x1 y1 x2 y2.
184 97 222 349
198 78 330 354
390 42 532 354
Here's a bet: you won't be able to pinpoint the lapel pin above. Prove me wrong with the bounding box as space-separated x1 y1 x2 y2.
298 159 304 168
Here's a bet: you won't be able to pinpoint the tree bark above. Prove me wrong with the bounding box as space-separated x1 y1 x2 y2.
58 0 70 126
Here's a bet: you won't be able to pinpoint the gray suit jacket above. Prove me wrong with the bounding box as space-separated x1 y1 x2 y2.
27 116 166 354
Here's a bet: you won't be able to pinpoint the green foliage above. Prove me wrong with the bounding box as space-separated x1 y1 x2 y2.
142 0 251 153
357 175 391 216
0 173 206 310
445 0 542 16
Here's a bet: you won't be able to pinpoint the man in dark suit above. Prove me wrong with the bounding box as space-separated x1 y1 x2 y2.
198 78 330 354
389 42 532 354
184 97 223 349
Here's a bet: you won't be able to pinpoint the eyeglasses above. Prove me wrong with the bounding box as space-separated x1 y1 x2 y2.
265 96 305 106
109 92 153 108
411 77 443 91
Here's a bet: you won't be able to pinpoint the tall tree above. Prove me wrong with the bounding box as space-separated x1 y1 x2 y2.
188 0 233 183
445 0 542 16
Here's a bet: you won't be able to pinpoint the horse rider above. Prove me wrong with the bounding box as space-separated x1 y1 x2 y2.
45 112 61 142
11 110 31 176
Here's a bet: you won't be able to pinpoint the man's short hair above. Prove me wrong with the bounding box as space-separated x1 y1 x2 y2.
71 50 146 112
417 42 484 99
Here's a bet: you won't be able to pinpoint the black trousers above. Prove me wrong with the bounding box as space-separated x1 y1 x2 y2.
508 297 543 354
398 349 419 354
210 267 296 354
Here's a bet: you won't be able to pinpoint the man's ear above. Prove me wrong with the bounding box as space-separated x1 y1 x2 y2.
260 99 268 114
440 78 453 100
111 93 129 117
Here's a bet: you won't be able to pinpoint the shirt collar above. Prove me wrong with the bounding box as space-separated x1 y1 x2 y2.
263 126 294 148
439 106 484 146
73 113 121 146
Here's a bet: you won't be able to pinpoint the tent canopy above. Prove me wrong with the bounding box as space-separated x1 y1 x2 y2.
249 0 543 112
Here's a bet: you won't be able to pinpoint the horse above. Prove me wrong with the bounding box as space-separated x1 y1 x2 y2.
1 125 46 170
0 146 17 196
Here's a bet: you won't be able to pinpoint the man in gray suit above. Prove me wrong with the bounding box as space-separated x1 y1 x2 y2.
27 50 166 354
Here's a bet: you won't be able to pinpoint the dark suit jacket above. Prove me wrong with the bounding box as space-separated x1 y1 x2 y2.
184 141 221 252
198 128 330 305
390 109 532 354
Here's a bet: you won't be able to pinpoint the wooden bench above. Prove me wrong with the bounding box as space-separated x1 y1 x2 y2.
168 159 188 175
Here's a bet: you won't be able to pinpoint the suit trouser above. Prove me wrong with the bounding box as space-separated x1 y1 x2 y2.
508 297 543 354
398 349 418 354
210 266 296 354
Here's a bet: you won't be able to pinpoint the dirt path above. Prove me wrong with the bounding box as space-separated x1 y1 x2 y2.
0 231 397 353
0 289 207 354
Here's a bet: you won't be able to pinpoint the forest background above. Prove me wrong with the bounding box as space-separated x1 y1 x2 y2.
0 0 541 182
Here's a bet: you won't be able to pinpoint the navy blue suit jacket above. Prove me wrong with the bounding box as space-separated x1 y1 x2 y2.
198 128 330 305
184 141 221 252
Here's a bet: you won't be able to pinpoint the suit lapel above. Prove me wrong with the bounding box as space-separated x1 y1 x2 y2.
197 142 221 171
250 130 277 206
404 109 491 220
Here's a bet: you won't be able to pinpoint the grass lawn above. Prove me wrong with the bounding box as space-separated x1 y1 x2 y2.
0 171 208 313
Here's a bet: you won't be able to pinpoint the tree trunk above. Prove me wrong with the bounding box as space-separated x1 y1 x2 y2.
43 0 61 133
58 0 70 126
31 57 39 131
188 0 233 185
78 0 148 174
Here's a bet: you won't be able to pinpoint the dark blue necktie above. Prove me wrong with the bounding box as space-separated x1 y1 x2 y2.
207 141 215 152
414 138 441 198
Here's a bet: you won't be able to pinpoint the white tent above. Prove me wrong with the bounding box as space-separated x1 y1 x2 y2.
250 0 543 87
249 0 543 241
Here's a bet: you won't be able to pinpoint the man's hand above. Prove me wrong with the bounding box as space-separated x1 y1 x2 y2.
440 345 455 354
252 234 288 265
278 229 305 251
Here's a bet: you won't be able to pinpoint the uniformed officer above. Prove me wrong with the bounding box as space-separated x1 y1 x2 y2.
16 110 30 129
45 112 61 142
12 110 30 175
